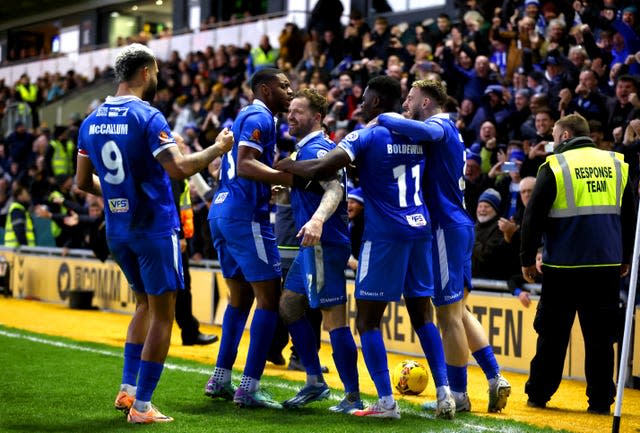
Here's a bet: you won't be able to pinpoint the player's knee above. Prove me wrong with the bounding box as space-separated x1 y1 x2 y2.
356 315 378 335
279 291 308 325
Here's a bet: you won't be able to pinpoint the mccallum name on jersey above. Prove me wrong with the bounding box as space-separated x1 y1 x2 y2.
88 124 129 135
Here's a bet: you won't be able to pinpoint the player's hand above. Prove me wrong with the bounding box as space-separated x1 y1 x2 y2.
297 217 323 246
518 290 531 308
347 256 358 271
180 238 187 253
215 128 234 154
522 264 537 283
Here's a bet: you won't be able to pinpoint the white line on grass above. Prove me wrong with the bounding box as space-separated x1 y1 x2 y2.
1 328 522 433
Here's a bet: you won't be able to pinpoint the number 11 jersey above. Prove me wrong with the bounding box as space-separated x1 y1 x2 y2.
337 126 430 241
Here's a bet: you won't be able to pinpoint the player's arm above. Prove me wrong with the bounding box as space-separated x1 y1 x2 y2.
157 128 233 180
276 147 351 180
297 178 343 246
237 145 293 186
76 152 102 196
378 113 444 142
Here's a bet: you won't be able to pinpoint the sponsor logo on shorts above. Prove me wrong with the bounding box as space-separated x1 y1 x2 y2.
214 192 228 204
406 213 427 227
108 198 129 213
361 290 383 297
320 296 345 304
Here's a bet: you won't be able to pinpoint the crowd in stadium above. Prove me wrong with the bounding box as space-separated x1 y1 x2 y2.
0 0 639 290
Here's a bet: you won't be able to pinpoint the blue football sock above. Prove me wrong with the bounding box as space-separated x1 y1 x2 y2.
136 360 164 402
216 305 250 370
243 309 278 380
121 343 143 387
416 323 448 387
446 364 468 394
360 329 392 398
329 326 359 394
472 345 500 380
288 318 323 377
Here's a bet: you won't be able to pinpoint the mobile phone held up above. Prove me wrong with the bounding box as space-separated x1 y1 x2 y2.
502 161 517 173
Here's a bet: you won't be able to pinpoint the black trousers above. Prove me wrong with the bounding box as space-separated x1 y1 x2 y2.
525 265 619 409
175 251 200 342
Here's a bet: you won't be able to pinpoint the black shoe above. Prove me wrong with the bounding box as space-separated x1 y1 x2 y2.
267 352 286 366
526 399 547 408
183 333 218 346
587 405 610 415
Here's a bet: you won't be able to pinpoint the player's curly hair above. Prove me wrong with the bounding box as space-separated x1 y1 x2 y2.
412 79 448 107
113 43 156 83
295 88 328 119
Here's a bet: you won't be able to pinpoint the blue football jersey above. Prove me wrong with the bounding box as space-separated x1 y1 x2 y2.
422 114 473 228
77 95 179 239
290 131 349 245
209 99 277 222
338 126 430 240
378 113 473 228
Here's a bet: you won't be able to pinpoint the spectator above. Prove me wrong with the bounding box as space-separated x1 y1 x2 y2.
463 146 491 220
248 35 279 76
3 185 35 247
346 187 364 271
472 188 520 280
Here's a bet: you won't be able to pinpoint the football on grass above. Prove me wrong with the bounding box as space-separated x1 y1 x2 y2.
392 360 429 395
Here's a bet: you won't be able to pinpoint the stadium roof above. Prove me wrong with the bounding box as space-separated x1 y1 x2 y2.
0 0 129 32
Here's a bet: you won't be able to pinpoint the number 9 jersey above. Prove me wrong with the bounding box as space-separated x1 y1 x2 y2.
77 95 180 239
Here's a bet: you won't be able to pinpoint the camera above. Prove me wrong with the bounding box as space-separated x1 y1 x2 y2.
502 161 517 173
544 142 554 153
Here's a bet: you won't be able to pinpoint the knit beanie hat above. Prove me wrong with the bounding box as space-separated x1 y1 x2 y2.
478 188 501 212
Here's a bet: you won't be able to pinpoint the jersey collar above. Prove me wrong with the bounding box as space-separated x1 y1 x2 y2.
105 95 149 105
253 98 272 115
431 113 450 120
295 130 323 151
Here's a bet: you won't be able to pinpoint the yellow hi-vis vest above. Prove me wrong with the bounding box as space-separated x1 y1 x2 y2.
50 139 75 176
48 191 67 239
179 180 194 239
16 83 38 103
4 202 35 247
543 146 628 268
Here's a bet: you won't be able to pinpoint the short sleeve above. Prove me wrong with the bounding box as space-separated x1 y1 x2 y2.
147 111 177 157
337 129 365 162
238 112 272 153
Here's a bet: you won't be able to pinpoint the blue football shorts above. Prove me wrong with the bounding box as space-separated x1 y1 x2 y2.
431 225 474 306
284 242 350 308
210 217 281 282
109 230 183 296
355 237 433 302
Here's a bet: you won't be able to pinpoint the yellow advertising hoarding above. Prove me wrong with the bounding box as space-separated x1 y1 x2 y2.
8 251 215 324
9 247 638 382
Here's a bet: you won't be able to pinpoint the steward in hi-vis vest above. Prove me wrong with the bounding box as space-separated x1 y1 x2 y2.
4 186 36 247
519 113 635 415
